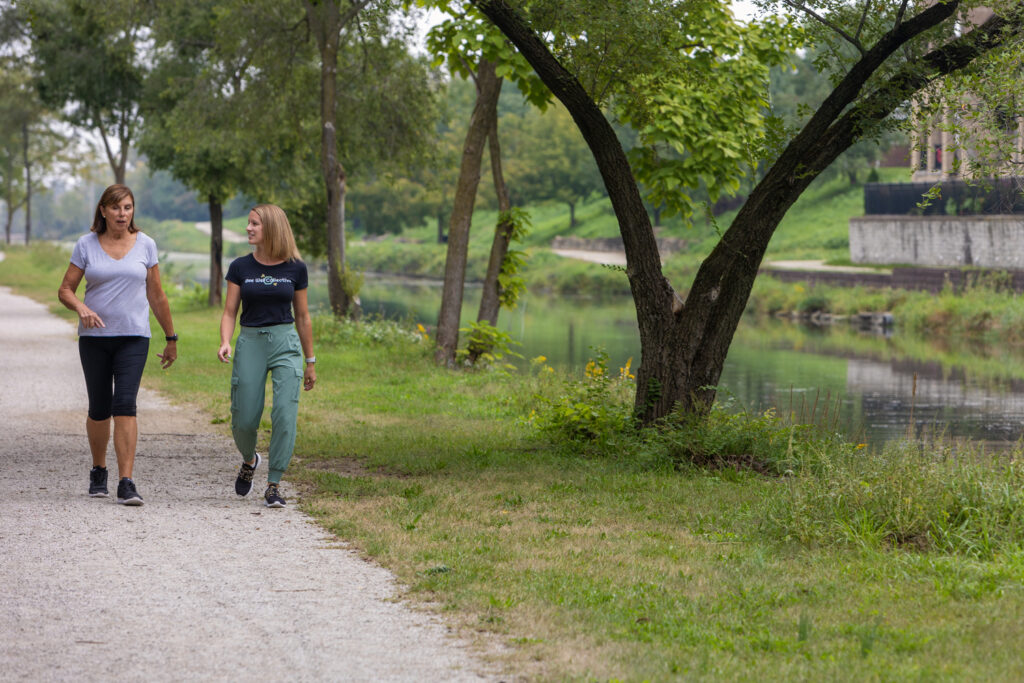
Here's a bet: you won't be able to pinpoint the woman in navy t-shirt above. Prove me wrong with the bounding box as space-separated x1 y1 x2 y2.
217 204 316 508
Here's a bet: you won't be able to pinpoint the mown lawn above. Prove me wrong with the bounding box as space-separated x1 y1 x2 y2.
5 242 1024 681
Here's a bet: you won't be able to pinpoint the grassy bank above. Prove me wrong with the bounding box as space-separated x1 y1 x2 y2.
749 272 1024 343
6 243 1024 681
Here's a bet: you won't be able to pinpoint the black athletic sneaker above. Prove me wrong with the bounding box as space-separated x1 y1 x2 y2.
264 483 286 508
116 478 144 506
235 452 262 496
89 466 108 497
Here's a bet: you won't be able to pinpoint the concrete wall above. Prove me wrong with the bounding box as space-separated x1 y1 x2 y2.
849 215 1024 267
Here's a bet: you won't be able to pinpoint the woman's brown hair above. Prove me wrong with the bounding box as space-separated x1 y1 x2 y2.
90 184 138 234
251 204 301 261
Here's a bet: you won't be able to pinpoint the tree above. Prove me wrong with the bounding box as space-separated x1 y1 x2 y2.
503 102 603 226
141 0 287 306
305 0 437 318
470 0 1024 423
0 58 66 244
422 0 549 365
304 0 372 317
23 0 151 184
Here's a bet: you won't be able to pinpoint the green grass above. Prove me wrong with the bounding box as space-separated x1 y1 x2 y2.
7 243 1024 680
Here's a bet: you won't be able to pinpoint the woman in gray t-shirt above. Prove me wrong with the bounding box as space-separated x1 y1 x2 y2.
58 184 178 506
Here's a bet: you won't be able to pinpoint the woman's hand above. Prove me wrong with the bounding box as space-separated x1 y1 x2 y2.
303 363 317 391
78 306 105 329
158 341 177 369
218 342 232 363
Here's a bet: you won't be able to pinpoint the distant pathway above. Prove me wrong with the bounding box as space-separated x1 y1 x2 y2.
551 248 627 266
194 220 248 243
0 284 497 681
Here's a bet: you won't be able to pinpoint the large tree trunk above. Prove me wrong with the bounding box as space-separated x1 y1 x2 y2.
469 105 513 362
305 0 367 318
3 171 12 244
22 122 31 245
96 115 127 185
208 195 223 307
3 198 11 244
434 59 503 365
472 0 1022 423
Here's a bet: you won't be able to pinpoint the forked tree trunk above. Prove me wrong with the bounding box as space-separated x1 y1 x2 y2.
208 195 223 307
472 0 1021 423
469 105 513 362
434 59 503 365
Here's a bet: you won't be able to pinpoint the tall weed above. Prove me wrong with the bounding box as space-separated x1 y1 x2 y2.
763 441 1024 558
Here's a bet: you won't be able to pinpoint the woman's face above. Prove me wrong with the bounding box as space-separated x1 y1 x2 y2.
246 210 264 246
101 196 134 233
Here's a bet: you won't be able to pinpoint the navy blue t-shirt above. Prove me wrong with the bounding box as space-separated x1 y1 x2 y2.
225 254 308 327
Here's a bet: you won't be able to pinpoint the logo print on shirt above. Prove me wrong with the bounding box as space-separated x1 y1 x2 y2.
243 274 291 287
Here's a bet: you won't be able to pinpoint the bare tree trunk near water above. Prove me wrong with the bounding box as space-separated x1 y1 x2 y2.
469 106 514 362
434 58 503 365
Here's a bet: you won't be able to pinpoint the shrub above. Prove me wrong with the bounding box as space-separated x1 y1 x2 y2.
313 313 426 350
530 350 636 445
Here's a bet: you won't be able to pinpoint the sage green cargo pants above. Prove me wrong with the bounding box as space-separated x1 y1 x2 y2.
230 324 303 483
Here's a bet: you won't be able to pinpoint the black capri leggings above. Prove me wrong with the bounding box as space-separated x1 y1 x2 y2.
78 336 150 421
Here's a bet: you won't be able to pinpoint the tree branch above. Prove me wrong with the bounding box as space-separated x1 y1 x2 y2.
854 0 871 42
340 0 372 29
781 0 865 55
811 6 1024 177
779 0 963 166
894 0 910 30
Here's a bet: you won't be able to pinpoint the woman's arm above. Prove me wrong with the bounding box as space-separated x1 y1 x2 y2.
58 264 105 329
218 281 242 363
293 288 316 391
146 264 176 368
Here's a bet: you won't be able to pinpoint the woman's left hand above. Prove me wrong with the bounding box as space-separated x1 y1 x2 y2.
303 364 316 391
158 342 177 369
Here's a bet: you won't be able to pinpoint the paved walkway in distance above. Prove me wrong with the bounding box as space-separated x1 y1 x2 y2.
0 284 499 682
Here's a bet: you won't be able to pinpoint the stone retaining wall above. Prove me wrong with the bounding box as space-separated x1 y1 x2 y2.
849 215 1024 268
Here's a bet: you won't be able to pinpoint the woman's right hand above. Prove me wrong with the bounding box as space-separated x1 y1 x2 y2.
218 342 232 363
78 307 105 329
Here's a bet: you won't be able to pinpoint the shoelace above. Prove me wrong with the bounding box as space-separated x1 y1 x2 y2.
239 465 255 483
265 485 280 500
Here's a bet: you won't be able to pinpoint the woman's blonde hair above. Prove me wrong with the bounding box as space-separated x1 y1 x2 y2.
251 204 301 261
91 184 138 234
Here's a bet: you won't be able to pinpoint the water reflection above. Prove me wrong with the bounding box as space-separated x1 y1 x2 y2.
309 274 1024 449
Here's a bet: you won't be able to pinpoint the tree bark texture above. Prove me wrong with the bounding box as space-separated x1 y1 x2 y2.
434 58 503 366
208 195 223 307
472 0 1024 423
469 105 513 362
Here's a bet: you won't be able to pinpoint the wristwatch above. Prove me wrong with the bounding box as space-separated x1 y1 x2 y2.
166 334 179 342
305 356 316 364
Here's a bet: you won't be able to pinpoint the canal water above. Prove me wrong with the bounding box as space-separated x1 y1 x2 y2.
309 274 1024 450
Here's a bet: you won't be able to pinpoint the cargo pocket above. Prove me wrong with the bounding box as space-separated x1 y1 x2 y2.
292 367 304 403
230 376 240 415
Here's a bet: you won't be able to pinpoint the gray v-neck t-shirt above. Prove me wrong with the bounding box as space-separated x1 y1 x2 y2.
70 231 159 338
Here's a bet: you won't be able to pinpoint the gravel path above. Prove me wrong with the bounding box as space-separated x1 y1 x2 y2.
0 285 498 682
